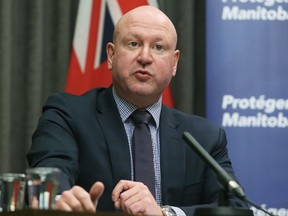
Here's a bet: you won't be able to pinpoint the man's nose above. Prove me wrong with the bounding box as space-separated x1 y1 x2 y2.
137 46 152 65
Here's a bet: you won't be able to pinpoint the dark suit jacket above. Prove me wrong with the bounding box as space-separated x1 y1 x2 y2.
27 86 247 215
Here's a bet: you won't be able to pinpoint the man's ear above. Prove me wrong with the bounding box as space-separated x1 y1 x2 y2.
106 42 115 70
172 50 180 76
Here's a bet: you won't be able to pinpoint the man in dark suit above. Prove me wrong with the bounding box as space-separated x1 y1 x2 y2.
27 5 247 216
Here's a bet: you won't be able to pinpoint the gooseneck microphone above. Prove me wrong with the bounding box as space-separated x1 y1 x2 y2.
182 131 245 200
182 131 277 216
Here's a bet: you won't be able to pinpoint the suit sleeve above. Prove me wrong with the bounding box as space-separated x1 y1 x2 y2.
27 93 79 192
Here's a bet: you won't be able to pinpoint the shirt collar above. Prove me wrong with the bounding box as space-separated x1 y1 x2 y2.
112 87 162 128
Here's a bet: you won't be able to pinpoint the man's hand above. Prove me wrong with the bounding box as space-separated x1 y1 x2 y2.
112 180 163 216
54 181 104 212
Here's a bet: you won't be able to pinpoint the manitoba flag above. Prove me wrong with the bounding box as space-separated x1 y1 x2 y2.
65 0 174 107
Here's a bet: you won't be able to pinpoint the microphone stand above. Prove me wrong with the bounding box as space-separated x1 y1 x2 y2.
219 189 230 206
182 132 254 216
183 132 277 216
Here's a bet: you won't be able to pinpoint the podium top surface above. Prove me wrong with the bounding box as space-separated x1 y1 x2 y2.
0 209 129 216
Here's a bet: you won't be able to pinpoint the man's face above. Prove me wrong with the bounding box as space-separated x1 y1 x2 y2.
107 10 179 108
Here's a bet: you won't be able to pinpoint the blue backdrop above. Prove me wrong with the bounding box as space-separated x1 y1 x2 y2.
206 0 288 214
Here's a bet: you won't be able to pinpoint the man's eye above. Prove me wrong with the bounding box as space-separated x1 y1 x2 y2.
128 42 138 47
154 44 163 50
152 44 165 53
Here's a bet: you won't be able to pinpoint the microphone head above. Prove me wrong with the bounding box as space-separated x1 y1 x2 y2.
228 180 246 199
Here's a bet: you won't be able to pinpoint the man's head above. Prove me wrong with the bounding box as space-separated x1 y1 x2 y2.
106 6 180 109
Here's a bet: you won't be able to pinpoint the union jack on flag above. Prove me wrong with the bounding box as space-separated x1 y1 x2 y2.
65 0 174 107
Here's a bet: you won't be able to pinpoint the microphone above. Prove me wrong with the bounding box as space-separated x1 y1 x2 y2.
182 131 245 200
182 131 277 216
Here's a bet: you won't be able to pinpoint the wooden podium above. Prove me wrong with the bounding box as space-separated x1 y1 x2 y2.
0 210 129 216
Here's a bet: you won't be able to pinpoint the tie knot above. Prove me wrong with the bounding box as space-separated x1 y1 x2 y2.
130 110 153 126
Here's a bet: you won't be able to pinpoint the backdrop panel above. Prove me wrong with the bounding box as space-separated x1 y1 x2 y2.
206 1 288 215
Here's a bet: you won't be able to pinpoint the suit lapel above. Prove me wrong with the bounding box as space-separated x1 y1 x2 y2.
94 88 186 204
160 106 186 205
95 87 131 185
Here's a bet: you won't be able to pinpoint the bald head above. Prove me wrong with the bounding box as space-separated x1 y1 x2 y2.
113 6 178 49
106 5 180 108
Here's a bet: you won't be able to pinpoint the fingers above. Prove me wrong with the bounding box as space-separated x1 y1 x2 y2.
112 180 161 215
54 185 96 212
112 180 134 202
90 181 105 206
